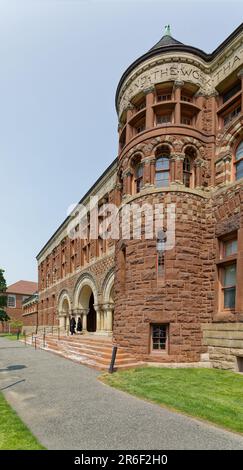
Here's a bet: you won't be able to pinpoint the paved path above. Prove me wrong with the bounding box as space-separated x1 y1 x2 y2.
1 337 243 450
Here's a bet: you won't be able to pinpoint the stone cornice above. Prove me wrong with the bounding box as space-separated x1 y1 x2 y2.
116 28 243 117
37 164 118 262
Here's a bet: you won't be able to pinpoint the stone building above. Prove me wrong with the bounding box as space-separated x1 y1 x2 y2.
25 24 243 371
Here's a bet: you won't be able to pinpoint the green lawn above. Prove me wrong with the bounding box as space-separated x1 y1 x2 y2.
0 333 23 341
0 392 44 449
102 367 243 434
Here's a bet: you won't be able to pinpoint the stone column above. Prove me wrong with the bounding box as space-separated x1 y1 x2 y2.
172 153 184 184
126 103 135 144
237 69 243 112
223 153 232 184
173 81 184 124
144 86 155 129
210 91 219 134
142 158 151 186
150 158 156 185
80 309 89 333
66 314 70 334
194 159 202 188
170 156 176 184
105 304 114 333
195 91 204 130
124 170 132 195
94 304 102 333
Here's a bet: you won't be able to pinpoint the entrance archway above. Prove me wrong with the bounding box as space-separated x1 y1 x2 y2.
87 293 96 332
58 291 71 331
73 276 98 334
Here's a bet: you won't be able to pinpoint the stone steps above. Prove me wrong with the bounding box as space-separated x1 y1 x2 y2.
23 334 143 371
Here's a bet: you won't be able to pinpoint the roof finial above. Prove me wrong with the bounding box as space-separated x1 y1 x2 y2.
164 24 171 36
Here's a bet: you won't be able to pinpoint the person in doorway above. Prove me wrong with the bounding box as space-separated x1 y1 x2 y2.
70 316 76 335
77 317 82 334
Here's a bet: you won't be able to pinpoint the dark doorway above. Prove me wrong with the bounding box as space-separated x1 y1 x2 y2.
87 293 96 332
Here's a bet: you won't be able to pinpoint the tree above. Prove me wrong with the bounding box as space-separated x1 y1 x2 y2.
0 269 9 330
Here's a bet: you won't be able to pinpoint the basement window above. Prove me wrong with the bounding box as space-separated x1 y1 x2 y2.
236 356 243 373
151 324 168 352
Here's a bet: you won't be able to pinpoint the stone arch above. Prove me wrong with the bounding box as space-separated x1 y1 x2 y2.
73 273 98 310
102 269 115 334
129 150 144 167
215 120 243 157
57 290 72 331
57 289 71 313
152 141 173 157
102 269 115 304
182 143 199 156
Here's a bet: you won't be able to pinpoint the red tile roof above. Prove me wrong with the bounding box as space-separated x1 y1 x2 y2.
7 280 38 295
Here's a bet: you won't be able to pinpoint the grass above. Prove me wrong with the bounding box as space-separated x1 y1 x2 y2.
0 392 44 449
0 333 23 341
102 367 243 434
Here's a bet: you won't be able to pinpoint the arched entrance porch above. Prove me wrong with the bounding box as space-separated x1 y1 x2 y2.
58 291 71 332
73 275 99 334
102 270 115 335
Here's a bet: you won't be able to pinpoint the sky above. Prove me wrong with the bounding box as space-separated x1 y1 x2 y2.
0 0 242 286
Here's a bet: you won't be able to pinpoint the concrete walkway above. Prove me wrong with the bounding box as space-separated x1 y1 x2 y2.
1 337 243 450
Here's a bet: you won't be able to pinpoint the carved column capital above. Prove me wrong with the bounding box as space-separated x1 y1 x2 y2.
93 304 103 313
223 152 232 163
126 102 135 111
237 69 243 79
103 303 114 311
171 152 184 161
144 85 155 95
173 80 184 89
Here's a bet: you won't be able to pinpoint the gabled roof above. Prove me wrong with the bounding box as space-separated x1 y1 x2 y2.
7 280 38 295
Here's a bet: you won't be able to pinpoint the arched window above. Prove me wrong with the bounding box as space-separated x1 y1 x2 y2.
183 157 191 187
183 147 196 188
134 162 143 193
131 155 143 194
235 142 243 180
155 153 170 187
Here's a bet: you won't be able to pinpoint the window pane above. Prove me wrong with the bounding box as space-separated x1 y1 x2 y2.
136 164 143 178
156 177 169 187
224 287 236 309
152 325 167 350
156 157 169 170
7 295 16 307
225 239 237 256
236 142 243 161
236 160 243 180
224 264 236 287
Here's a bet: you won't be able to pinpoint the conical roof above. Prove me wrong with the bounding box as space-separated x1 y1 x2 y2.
149 26 184 51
